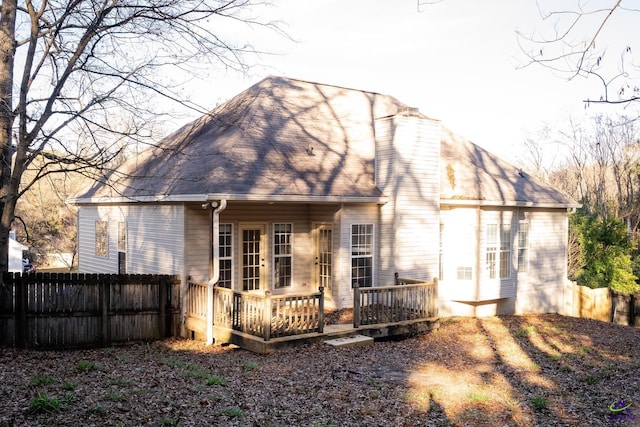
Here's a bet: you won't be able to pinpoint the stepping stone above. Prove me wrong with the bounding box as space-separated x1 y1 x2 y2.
324 334 373 348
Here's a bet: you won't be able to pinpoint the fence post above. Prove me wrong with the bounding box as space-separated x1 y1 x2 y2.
263 291 272 341
15 273 27 348
318 286 324 333
353 283 360 328
159 276 167 338
99 275 110 346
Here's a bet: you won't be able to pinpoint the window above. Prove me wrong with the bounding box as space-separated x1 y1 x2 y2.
218 224 233 288
456 266 472 280
273 223 292 288
351 224 373 287
95 221 108 258
517 219 529 273
486 223 511 279
118 221 126 274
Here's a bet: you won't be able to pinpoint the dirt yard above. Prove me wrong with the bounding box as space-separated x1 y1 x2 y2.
0 314 639 427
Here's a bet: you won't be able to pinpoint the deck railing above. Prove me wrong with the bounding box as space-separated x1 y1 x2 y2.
353 278 438 327
213 286 324 341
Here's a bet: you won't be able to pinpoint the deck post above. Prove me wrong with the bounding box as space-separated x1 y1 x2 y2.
353 283 360 328
318 286 324 333
263 291 272 341
432 277 439 316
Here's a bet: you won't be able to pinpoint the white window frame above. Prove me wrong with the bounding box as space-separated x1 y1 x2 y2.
117 221 126 273
517 219 529 273
486 223 511 279
218 223 233 289
273 223 293 289
351 224 374 287
95 220 108 258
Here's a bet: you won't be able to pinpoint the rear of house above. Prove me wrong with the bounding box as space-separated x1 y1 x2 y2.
71 76 580 332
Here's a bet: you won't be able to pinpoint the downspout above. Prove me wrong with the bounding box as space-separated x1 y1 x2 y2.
474 205 481 316
206 199 227 345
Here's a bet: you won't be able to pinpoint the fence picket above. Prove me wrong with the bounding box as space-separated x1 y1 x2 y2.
0 273 180 349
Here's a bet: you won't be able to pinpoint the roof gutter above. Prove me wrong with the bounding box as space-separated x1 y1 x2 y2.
206 199 227 345
68 193 389 205
440 199 582 209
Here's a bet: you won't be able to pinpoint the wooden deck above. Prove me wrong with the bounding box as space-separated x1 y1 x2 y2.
213 317 440 354
186 278 439 354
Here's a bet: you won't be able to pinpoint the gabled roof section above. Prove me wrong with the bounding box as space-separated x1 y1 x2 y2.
440 128 580 208
75 76 418 203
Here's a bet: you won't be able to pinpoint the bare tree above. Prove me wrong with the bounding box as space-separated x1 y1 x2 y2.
517 1 640 105
0 0 282 273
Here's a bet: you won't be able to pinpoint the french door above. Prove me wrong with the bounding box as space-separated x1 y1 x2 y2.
240 224 266 292
314 225 332 290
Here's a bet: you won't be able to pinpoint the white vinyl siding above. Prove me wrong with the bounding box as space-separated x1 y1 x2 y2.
78 205 184 274
375 115 441 285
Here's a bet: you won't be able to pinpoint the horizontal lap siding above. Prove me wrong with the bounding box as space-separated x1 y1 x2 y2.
78 206 119 273
185 207 210 284
375 116 440 286
127 205 184 275
78 205 185 275
515 209 569 314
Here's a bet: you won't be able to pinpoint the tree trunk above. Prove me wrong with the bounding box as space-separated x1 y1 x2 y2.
0 0 17 273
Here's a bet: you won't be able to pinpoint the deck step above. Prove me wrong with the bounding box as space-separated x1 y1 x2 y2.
324 334 373 348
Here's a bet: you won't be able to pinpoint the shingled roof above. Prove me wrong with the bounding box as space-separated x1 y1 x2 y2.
76 76 413 203
74 76 578 208
440 128 579 207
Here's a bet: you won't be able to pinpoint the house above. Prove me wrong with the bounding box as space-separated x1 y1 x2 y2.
8 232 29 273
69 76 580 329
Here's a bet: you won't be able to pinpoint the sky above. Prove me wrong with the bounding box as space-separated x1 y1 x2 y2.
177 0 639 166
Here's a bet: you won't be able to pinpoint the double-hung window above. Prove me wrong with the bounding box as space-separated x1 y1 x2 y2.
486 223 511 279
218 224 233 288
517 219 529 273
95 221 108 258
351 224 373 287
273 223 292 288
117 221 126 273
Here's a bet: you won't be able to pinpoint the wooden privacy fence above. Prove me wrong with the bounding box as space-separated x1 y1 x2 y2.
564 281 640 327
0 273 180 348
353 278 438 327
212 286 325 341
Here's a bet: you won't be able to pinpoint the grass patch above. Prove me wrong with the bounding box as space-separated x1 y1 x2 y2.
105 391 127 402
222 407 244 417
30 374 54 387
62 380 78 391
243 360 259 370
26 392 61 414
513 325 536 337
75 360 100 372
162 417 181 426
468 390 490 404
205 375 229 386
530 396 548 411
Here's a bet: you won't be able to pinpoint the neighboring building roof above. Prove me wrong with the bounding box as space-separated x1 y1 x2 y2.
440 128 580 208
75 76 418 203
73 75 579 209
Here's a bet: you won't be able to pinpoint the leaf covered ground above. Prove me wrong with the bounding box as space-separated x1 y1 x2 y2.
0 314 639 426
